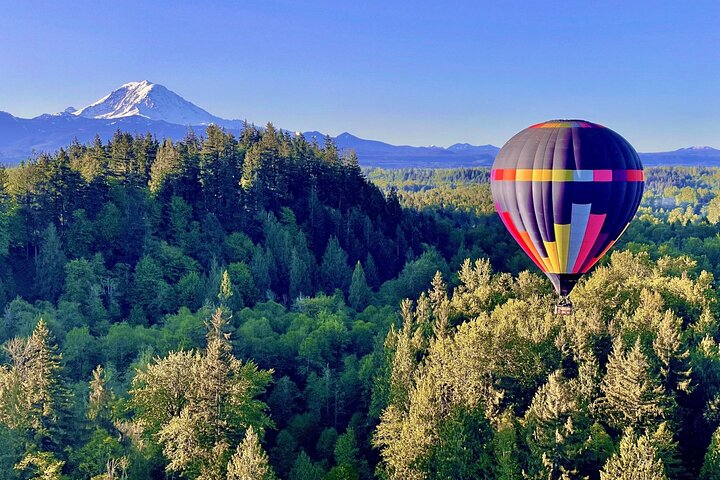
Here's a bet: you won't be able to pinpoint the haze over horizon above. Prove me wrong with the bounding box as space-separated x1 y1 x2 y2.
1 0 718 151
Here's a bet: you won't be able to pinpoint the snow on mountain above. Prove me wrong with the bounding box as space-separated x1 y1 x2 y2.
678 146 719 153
640 146 720 166
73 80 227 126
0 81 717 167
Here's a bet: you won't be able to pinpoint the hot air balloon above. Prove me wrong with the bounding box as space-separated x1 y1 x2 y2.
490 120 644 314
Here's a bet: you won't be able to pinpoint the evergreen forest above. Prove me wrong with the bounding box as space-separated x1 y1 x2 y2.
2 125 720 479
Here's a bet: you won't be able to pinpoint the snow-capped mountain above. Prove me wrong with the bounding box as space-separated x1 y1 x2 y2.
73 80 229 126
640 146 720 166
0 81 717 167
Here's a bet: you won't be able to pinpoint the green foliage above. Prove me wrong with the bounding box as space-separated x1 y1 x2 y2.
219 269 234 305
321 236 351 294
130 308 273 478
597 338 672 432
63 326 101 380
8 136 720 479
35 224 67 302
600 429 668 480
67 427 124 479
130 255 170 321
349 262 371 311
226 426 276 480
374 247 719 479
66 209 94 259
289 450 326 480
702 425 720 479
15 450 66 480
0 319 70 444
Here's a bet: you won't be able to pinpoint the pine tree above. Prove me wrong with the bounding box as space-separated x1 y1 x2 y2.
524 371 591 478
348 261 371 311
218 270 234 306
226 426 276 480
307 185 325 253
26 319 71 448
373 300 431 480
134 308 273 478
34 223 67 302
250 247 272 298
79 135 109 183
199 126 240 226
87 365 113 425
597 338 670 431
652 310 692 393
289 248 312 300
650 422 684 479
492 414 522 480
320 236 351 294
701 425 720 479
388 299 423 411
149 138 182 194
131 256 170 321
328 427 369 479
240 143 262 193
108 130 134 183
66 209 94 259
168 195 193 248
0 319 71 452
600 429 668 480
364 253 380 290
290 450 325 480
14 451 65 480
429 271 450 339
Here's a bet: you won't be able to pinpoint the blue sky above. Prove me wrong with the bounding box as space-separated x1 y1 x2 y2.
1 0 718 151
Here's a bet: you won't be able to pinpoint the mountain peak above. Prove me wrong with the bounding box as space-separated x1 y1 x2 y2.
122 79 153 88
72 80 226 126
685 146 717 151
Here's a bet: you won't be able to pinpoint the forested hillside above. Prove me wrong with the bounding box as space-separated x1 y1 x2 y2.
2 128 720 479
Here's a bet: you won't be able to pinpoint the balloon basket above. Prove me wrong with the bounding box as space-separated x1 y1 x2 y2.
555 296 574 315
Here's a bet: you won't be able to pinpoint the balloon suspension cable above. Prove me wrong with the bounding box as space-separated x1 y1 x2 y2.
555 295 574 316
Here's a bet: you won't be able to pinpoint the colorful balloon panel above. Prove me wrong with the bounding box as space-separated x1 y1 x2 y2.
490 120 644 296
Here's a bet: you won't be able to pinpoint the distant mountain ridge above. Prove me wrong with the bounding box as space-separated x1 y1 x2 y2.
301 131 500 168
0 81 718 167
640 146 720 166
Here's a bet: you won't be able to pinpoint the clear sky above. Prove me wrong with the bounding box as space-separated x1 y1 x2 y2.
1 0 718 151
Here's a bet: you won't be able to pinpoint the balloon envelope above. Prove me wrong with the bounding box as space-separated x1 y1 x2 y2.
490 120 644 296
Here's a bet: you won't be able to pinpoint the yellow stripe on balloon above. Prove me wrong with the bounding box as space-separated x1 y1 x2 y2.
554 224 571 272
539 257 554 273
515 169 534 181
543 241 560 273
552 170 574 182
533 170 552 181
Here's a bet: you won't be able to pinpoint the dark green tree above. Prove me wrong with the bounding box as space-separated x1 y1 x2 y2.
34 224 67 303
348 262 371 311
321 236 351 294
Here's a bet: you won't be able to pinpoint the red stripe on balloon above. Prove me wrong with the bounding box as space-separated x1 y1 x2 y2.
571 213 606 273
499 211 546 271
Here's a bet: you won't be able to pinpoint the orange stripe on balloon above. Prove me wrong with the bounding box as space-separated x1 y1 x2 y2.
518 231 551 272
500 212 546 271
